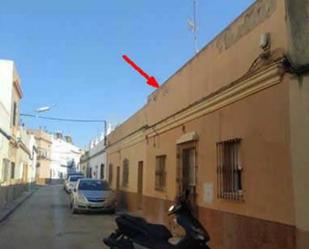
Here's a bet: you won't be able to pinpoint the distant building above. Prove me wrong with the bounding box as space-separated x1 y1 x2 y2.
80 150 89 176
82 123 113 180
50 133 81 179
28 129 52 184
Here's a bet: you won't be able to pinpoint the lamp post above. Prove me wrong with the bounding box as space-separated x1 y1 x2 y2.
103 120 107 146
35 104 55 114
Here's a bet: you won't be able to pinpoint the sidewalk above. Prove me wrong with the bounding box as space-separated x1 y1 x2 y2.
0 187 38 223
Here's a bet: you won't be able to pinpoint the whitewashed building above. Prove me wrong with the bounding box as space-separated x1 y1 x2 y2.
0 67 11 183
84 123 114 180
88 135 106 179
50 133 82 179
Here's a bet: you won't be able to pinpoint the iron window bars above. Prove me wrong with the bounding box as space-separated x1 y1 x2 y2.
155 155 166 191
217 138 243 201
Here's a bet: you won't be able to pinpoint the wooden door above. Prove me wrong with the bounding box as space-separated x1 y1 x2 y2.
116 166 120 191
137 161 144 209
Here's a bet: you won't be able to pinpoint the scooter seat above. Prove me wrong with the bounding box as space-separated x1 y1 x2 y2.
120 214 146 224
145 223 172 240
116 214 172 241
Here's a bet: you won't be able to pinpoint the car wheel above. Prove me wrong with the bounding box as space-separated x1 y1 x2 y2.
72 206 78 214
109 208 116 214
71 201 78 214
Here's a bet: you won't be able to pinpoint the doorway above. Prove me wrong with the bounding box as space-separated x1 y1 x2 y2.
137 161 144 210
100 164 105 179
177 142 198 214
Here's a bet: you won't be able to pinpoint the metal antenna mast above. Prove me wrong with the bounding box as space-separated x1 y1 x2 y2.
188 0 199 54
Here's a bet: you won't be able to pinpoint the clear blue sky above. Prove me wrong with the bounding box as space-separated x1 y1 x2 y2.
0 0 254 148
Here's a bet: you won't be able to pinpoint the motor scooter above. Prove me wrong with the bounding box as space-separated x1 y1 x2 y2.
103 195 211 249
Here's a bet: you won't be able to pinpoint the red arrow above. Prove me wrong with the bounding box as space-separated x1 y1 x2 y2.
122 55 159 88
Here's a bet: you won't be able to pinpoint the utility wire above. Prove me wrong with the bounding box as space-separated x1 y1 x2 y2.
20 113 106 123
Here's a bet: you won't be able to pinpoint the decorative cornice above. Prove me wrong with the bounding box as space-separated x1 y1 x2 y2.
88 148 106 160
17 140 31 157
146 63 283 137
13 80 23 99
0 127 11 141
107 129 146 154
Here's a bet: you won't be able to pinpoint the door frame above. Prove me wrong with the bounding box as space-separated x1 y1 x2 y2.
176 141 199 212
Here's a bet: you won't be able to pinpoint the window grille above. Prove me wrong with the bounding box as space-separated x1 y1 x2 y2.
217 139 243 200
155 155 166 191
1 159 10 182
12 102 17 126
122 159 129 187
10 162 15 179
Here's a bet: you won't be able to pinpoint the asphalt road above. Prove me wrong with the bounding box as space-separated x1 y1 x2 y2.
0 185 116 249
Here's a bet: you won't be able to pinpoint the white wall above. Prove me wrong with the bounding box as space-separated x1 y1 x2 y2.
0 60 14 116
50 137 81 179
0 60 14 183
88 139 106 179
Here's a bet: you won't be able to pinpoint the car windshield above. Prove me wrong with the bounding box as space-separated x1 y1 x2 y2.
69 176 83 182
78 180 110 191
67 173 83 179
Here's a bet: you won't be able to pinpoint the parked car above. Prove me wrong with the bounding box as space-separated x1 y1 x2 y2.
70 178 116 214
64 172 84 191
65 175 85 193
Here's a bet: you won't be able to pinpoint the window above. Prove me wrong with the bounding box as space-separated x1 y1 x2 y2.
1 159 10 182
100 164 105 179
122 159 129 187
12 102 17 126
108 164 113 184
217 139 243 200
38 149 48 159
155 155 166 191
10 162 15 179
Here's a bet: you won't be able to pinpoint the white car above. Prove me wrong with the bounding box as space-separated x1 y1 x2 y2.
70 178 116 214
65 175 85 193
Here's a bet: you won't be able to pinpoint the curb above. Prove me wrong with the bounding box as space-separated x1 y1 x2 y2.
0 189 37 224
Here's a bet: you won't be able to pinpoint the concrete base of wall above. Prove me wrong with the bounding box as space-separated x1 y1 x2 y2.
36 178 64 185
117 191 297 249
0 183 34 207
297 229 309 249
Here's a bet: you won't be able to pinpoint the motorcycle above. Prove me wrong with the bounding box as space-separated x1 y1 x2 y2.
103 195 211 249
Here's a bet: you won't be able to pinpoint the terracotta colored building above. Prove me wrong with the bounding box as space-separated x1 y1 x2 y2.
106 1 309 249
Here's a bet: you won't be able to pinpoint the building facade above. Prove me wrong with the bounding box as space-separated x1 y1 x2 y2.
106 1 309 249
0 60 37 206
28 129 52 184
81 124 114 179
87 137 106 179
80 150 89 176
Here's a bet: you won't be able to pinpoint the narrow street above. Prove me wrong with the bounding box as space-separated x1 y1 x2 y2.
0 185 116 249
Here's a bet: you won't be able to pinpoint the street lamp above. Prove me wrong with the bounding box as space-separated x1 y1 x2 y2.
103 120 107 146
35 104 55 114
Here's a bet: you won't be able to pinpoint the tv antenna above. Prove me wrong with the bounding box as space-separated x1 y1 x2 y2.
188 0 199 54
